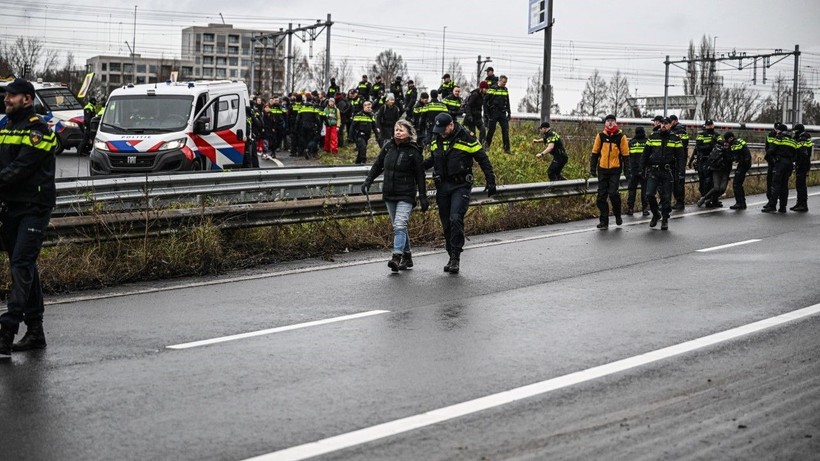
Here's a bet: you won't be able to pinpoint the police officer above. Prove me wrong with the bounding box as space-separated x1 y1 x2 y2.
389 76 404 113
327 77 340 99
668 114 689 210
725 131 751 210
422 90 449 148
762 123 798 213
485 75 511 154
640 116 683 230
371 75 384 100
351 100 378 164
438 73 455 99
423 113 496 274
443 86 464 119
357 75 372 101
626 126 649 216
80 97 97 154
463 81 488 143
0 78 58 358
533 121 568 181
404 80 418 120
690 119 719 204
791 124 811 212
295 94 323 159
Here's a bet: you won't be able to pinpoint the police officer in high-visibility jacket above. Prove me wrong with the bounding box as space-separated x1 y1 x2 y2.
423 113 496 274
640 116 683 230
0 79 58 358
351 101 379 164
791 124 812 212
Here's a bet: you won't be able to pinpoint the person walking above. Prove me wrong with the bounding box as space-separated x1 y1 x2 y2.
424 113 496 274
0 79 58 358
322 97 341 154
376 95 401 147
404 80 418 120
640 117 683 230
533 121 568 181
626 126 649 216
361 120 429 272
590 114 630 229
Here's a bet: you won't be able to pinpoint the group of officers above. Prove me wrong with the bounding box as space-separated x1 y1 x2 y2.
590 114 812 231
244 67 513 165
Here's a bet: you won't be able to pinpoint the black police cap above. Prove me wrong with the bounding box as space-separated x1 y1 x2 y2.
432 113 453 134
4 78 35 98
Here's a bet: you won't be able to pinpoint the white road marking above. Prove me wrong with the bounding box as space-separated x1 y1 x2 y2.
243 303 820 461
40 191 819 307
165 310 389 350
696 239 762 252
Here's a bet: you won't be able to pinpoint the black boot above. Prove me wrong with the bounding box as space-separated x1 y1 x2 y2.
443 252 453 272
388 253 402 272
448 254 460 274
661 218 669 230
399 252 413 270
649 212 661 228
0 327 13 358
12 321 46 351
790 203 808 212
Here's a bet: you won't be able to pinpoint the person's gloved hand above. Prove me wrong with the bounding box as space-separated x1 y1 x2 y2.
485 184 497 197
590 166 598 177
419 195 430 212
360 181 371 195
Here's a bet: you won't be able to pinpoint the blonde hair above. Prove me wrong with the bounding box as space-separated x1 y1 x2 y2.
394 119 417 143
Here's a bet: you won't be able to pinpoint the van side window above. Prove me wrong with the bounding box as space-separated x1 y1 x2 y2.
194 94 207 116
214 94 239 131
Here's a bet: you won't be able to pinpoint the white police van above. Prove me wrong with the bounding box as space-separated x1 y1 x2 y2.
0 79 85 155
90 80 251 175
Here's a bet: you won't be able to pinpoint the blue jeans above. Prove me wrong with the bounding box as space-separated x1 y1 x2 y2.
385 200 413 254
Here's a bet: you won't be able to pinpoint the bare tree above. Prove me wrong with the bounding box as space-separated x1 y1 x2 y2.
756 74 791 123
369 49 408 86
445 58 468 91
573 69 608 117
605 70 631 118
290 47 311 92
334 57 354 93
711 84 764 122
683 35 722 119
517 67 559 114
0 37 59 78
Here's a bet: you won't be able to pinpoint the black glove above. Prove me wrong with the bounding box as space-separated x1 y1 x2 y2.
590 167 597 177
485 184 497 197
419 195 430 212
360 181 371 195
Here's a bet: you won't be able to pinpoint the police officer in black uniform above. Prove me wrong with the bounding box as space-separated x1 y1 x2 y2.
627 126 649 216
640 116 683 230
0 78 58 358
762 123 798 213
668 114 689 210
533 121 568 181
80 96 97 154
791 124 812 212
423 113 496 274
690 119 719 204
725 131 752 210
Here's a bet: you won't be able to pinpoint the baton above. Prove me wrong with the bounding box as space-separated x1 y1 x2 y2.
364 190 375 224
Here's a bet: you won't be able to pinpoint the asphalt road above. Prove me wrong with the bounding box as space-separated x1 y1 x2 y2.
1 189 819 461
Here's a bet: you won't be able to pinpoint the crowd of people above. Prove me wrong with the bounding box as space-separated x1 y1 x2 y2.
244 67 512 164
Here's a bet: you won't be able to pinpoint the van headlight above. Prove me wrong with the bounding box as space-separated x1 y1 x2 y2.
61 120 80 129
94 139 109 151
159 138 187 151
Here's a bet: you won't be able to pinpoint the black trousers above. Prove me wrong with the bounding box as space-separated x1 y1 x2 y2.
596 168 622 223
0 204 52 334
732 160 751 206
627 172 647 210
696 158 713 197
765 157 775 200
463 117 486 144
766 157 794 209
702 170 730 203
794 152 810 205
355 134 369 164
436 183 472 255
646 166 673 219
673 170 686 205
547 155 568 181
486 116 510 152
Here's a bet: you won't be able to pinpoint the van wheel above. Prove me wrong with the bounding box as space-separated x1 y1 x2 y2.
53 136 64 156
191 157 205 171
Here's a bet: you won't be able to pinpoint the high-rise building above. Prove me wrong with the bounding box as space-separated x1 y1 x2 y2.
86 54 195 97
181 23 285 97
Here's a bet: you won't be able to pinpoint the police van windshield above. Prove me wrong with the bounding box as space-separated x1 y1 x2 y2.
101 95 194 133
37 88 83 111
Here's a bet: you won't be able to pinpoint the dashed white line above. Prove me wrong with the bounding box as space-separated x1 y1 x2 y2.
696 239 762 252
166 310 390 350
242 302 820 461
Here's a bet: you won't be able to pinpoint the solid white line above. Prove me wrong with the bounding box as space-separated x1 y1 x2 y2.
696 239 762 253
166 310 390 350
243 303 820 461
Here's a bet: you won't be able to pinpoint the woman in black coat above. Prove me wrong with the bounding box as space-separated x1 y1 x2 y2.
361 120 429 272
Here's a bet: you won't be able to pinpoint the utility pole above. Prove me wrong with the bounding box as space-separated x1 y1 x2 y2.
663 55 670 116
441 26 447 77
132 5 137 84
539 0 554 122
325 14 332 91
792 44 800 124
286 23 293 94
476 55 492 87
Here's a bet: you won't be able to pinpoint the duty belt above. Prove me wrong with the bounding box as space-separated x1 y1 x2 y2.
448 173 474 184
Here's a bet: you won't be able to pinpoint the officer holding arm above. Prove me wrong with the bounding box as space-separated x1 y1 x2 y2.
0 79 58 358
423 113 496 274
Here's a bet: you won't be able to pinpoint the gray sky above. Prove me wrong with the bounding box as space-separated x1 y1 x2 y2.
2 0 819 112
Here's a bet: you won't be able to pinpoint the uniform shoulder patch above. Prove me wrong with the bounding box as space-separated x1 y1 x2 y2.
30 130 43 145
29 115 40 123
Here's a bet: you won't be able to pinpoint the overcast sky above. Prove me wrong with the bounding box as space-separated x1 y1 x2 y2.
2 0 819 112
